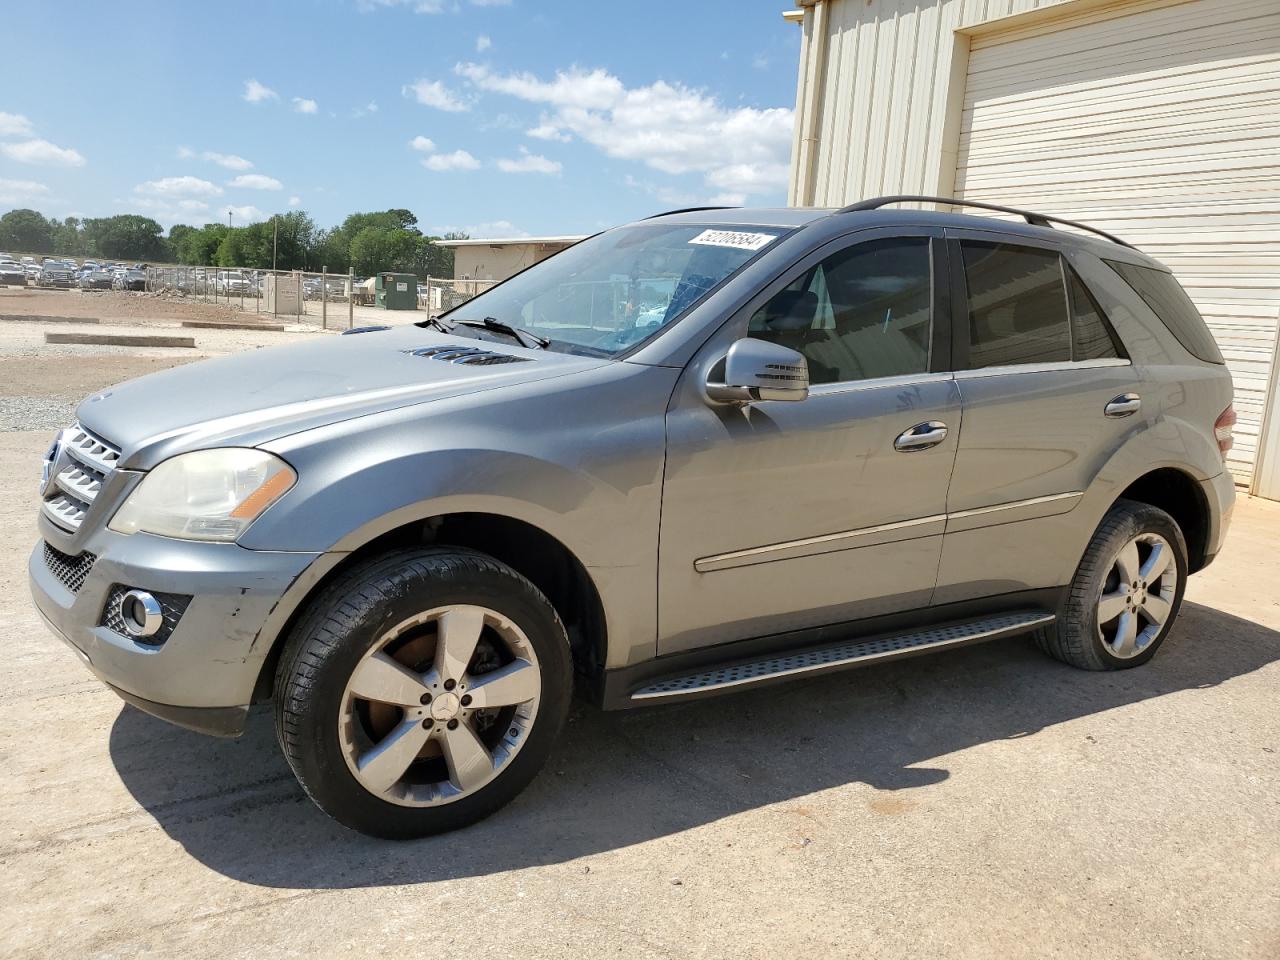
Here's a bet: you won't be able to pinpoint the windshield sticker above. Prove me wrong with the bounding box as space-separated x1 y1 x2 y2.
688 229 777 252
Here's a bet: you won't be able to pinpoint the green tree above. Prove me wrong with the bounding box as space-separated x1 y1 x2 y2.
0 208 55 252
82 214 166 261
52 217 87 257
175 223 228 265
347 226 420 275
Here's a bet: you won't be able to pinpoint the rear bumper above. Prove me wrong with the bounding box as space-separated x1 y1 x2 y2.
1197 470 1236 570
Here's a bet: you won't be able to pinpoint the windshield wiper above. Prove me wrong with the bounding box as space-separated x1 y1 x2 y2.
453 316 549 349
416 315 455 334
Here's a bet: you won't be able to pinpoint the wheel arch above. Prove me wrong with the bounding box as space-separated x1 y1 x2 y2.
251 510 609 704
1112 467 1212 573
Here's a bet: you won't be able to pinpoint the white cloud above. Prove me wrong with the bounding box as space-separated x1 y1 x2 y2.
476 34 491 51
455 62 793 199
292 97 319 114
288 195 301 207
229 174 283 190
422 149 480 171
402 79 468 112
752 55 770 70
496 146 561 175
469 0 511 6
134 176 223 197
130 196 214 226
526 121 570 142
357 0 445 11
352 100 379 118
242 79 279 103
0 138 87 168
204 151 253 170
0 178 50 204
709 192 747 206
433 219 528 239
223 205 268 223
176 145 195 159
409 135 437 153
0 112 34 137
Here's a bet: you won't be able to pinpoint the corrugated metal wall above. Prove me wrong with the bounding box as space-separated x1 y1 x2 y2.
956 0 1280 485
788 0 1280 492
788 0 1074 206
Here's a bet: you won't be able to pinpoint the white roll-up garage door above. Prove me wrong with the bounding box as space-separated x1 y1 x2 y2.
955 0 1280 492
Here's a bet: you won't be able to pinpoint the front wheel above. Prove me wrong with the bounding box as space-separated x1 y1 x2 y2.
274 548 572 839
1035 499 1188 670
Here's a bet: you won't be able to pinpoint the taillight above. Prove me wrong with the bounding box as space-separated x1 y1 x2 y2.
1214 404 1237 461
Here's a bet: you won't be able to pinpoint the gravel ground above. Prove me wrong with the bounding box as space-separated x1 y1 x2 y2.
0 320 1277 959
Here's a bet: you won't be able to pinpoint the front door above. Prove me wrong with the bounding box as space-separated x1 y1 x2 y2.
658 229 960 655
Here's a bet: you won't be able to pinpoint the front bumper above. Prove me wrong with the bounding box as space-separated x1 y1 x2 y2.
29 528 321 737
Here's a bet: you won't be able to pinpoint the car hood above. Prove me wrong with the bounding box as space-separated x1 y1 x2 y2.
76 326 611 469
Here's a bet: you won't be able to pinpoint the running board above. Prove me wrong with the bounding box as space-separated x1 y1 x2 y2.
630 610 1054 703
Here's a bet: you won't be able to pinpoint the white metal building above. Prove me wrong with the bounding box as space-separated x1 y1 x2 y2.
786 0 1280 498
435 235 586 284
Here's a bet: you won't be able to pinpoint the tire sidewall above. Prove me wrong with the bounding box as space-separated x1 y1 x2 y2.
278 549 572 839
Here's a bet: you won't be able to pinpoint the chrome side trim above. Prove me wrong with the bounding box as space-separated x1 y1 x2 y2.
694 491 1084 573
807 371 953 398
631 611 1055 700
946 491 1083 522
955 358 1130 380
694 513 946 573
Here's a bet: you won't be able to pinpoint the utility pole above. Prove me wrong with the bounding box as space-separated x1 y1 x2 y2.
272 217 279 272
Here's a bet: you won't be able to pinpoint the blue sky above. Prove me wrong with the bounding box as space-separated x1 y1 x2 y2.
0 0 800 238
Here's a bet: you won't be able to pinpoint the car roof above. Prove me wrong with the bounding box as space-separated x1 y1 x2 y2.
642 205 1166 270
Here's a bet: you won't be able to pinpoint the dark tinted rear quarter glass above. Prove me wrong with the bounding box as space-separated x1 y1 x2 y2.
1104 260 1224 364
1067 267 1125 361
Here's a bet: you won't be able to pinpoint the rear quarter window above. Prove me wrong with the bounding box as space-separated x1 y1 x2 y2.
1104 260 1224 364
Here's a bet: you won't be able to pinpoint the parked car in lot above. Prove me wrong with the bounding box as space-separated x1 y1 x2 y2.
0 258 27 286
78 265 114 291
217 270 251 296
113 267 147 292
38 260 76 288
29 197 1235 839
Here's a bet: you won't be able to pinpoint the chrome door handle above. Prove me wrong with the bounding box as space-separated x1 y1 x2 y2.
1104 393 1141 418
894 421 948 452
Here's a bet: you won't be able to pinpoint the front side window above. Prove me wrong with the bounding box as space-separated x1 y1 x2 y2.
748 237 932 385
962 241 1070 368
445 223 785 357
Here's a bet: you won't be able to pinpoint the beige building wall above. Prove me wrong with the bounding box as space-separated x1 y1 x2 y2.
452 242 572 282
786 0 1280 495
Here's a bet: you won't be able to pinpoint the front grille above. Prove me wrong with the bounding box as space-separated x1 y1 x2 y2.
43 542 96 594
42 422 121 533
100 585 191 646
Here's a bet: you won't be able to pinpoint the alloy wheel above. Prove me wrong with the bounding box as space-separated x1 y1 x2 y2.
1096 532 1176 659
337 604 541 806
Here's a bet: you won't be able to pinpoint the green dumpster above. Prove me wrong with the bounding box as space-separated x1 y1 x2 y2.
375 272 418 310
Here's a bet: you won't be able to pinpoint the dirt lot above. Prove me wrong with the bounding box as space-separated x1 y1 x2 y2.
0 326 1276 959
0 286 264 325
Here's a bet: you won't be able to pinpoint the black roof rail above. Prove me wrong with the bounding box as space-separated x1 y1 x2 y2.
643 206 736 220
837 195 1134 249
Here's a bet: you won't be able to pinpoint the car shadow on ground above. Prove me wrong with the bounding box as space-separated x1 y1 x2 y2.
109 600 1279 889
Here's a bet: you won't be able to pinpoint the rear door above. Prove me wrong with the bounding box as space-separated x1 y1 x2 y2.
936 229 1138 604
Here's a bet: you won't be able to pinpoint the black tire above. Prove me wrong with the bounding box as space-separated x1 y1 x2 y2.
273 547 572 839
1034 499 1188 671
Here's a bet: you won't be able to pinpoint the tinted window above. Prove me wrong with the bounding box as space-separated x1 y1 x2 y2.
962 241 1069 368
1067 267 1125 361
1104 259 1224 364
748 237 931 384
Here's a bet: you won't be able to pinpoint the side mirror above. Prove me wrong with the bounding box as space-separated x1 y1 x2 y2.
706 338 809 404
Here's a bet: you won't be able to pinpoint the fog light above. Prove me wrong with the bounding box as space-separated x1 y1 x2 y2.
119 589 163 638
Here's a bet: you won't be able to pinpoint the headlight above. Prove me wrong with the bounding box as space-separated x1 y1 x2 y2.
109 449 296 542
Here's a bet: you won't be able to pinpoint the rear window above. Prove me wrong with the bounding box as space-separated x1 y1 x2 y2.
1104 260 1224 364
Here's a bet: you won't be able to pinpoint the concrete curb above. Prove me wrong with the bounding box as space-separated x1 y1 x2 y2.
45 332 196 348
1 315 101 324
181 320 286 332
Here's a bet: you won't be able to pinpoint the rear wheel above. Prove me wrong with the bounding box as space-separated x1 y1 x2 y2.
1035 499 1188 670
274 548 572 838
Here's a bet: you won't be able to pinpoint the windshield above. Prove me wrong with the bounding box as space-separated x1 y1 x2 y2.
442 223 786 357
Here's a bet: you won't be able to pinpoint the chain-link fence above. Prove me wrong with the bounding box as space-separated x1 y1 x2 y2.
144 268 498 328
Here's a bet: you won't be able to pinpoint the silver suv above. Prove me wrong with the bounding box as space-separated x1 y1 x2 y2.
29 197 1236 838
